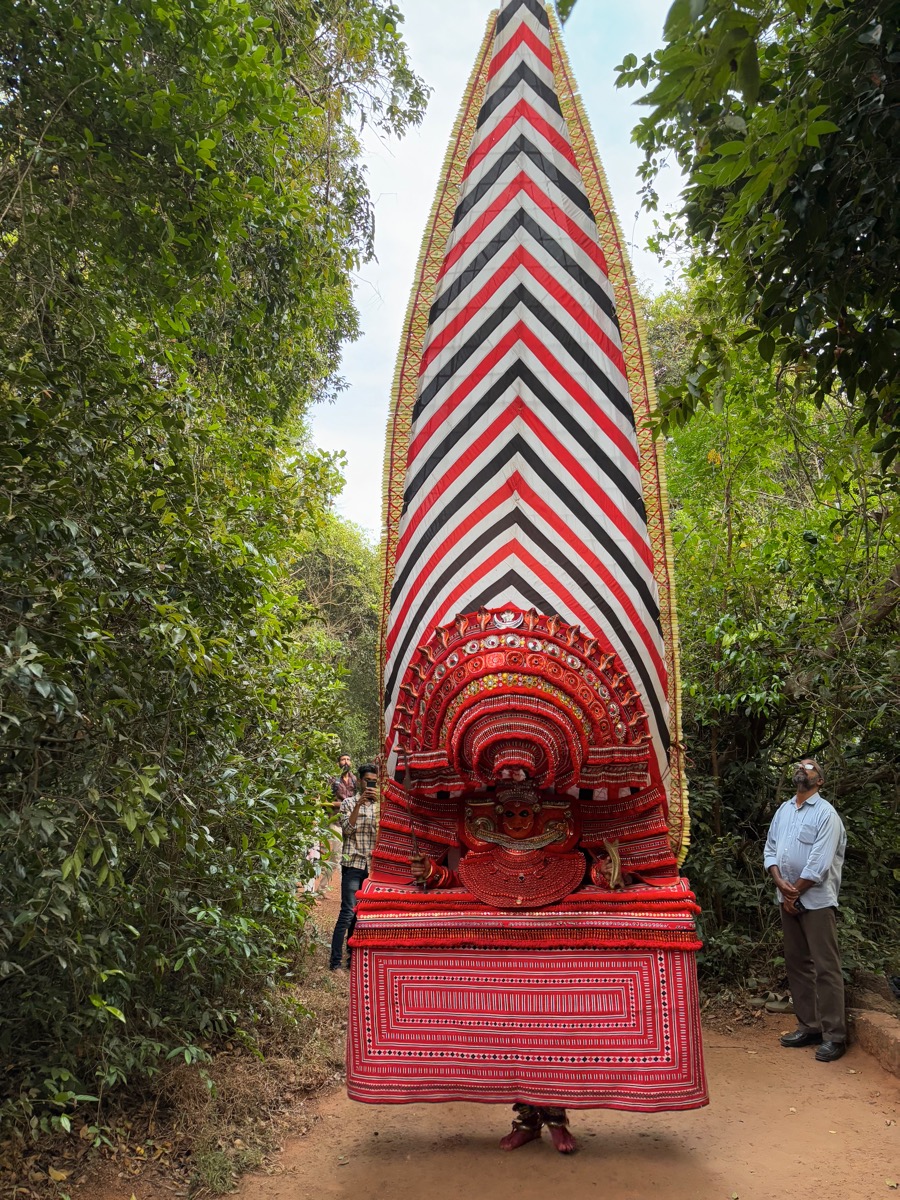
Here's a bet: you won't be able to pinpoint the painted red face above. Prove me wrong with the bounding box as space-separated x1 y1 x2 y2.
500 806 535 838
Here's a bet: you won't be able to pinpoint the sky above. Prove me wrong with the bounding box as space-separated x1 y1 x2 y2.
310 0 683 540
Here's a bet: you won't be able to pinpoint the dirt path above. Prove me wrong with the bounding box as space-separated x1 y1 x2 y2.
66 887 898 1200
234 1015 899 1200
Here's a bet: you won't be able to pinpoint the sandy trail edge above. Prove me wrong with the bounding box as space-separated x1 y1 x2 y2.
233 1015 899 1200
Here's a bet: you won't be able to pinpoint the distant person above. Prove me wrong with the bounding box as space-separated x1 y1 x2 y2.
304 840 322 896
331 753 356 807
329 763 379 972
764 758 847 1062
319 752 356 890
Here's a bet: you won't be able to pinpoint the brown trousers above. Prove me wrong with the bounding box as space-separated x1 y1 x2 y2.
780 904 846 1042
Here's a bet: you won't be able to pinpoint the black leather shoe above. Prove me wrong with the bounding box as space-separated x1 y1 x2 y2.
815 1040 846 1062
780 1029 823 1048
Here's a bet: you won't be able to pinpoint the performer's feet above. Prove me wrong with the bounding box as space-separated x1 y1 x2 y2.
542 1108 576 1154
546 1123 577 1154
500 1104 542 1151
499 1125 542 1151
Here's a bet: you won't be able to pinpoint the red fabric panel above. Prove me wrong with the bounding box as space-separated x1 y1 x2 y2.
347 946 708 1110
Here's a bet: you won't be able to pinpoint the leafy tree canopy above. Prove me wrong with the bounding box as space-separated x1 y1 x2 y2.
566 0 898 461
647 285 899 981
296 514 382 761
0 0 424 1132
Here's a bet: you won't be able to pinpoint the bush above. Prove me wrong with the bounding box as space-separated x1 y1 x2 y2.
0 0 425 1132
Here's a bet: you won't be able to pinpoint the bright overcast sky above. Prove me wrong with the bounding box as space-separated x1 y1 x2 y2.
310 0 682 540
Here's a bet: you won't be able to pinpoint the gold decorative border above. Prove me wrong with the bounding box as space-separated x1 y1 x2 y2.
378 15 497 759
547 8 689 862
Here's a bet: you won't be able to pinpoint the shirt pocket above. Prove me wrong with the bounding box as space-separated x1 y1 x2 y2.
797 825 817 846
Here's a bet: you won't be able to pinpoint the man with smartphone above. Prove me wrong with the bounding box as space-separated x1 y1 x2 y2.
764 758 847 1061
329 763 379 972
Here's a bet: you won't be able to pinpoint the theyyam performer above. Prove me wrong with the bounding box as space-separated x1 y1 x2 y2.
346 0 708 1152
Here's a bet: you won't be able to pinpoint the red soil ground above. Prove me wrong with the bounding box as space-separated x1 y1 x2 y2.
229 1016 898 1200
75 884 900 1200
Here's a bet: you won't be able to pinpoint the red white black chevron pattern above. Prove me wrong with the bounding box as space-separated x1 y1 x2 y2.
385 0 669 782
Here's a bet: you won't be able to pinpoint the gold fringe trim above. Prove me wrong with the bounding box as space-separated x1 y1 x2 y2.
547 7 689 863
378 14 497 761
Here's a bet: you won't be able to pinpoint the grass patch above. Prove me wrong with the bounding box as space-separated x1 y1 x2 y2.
191 1147 235 1195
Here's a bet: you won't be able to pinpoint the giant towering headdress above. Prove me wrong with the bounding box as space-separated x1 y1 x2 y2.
379 0 687 861
349 3 707 1115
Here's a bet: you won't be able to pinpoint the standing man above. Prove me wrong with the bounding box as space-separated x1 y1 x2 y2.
329 763 379 973
331 753 356 808
318 753 356 891
764 758 847 1061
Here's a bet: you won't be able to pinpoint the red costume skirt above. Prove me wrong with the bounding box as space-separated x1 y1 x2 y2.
346 882 708 1112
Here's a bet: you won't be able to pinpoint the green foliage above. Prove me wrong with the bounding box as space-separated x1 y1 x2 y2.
646 287 900 983
616 0 899 461
0 0 424 1132
296 515 382 762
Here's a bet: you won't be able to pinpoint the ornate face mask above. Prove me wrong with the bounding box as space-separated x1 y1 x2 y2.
462 786 578 856
500 805 536 839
